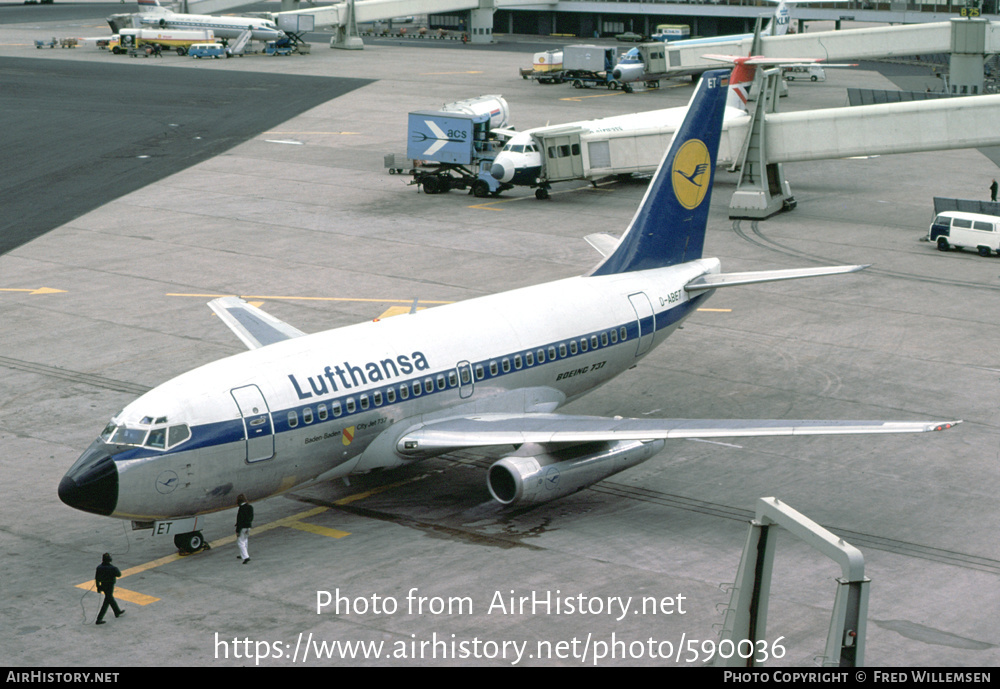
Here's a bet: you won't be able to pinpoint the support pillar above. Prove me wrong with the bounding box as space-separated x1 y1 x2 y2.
949 17 986 94
330 0 363 49
729 68 795 219
468 1 495 44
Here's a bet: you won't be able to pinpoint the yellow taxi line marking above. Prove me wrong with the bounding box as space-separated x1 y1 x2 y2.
0 287 66 295
71 506 337 600
286 522 351 539
560 92 624 102
167 293 453 305
73 583 161 606
377 305 426 319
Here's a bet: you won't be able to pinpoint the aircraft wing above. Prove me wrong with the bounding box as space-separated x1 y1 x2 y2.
397 413 960 455
208 296 307 350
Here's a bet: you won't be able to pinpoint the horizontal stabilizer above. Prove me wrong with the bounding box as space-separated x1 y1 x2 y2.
397 413 960 455
584 233 620 257
208 297 306 350
684 264 868 293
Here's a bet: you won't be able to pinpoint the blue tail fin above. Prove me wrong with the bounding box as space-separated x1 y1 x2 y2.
590 69 730 276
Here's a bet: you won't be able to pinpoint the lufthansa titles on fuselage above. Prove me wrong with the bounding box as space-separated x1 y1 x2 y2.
289 352 430 400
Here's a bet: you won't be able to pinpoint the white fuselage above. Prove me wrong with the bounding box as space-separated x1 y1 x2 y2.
137 12 284 40
82 259 719 521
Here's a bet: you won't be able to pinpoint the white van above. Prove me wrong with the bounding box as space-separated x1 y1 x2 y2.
781 65 826 82
928 211 1000 256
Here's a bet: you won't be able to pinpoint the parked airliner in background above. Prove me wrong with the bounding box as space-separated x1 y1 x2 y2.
108 0 285 41
59 70 957 553
612 0 843 86
490 55 817 196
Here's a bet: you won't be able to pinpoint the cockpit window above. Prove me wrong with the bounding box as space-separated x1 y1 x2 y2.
101 421 191 451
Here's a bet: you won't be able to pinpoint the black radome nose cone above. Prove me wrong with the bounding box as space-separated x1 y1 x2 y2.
58 445 118 516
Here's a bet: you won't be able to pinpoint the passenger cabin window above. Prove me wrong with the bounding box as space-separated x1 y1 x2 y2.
359 395 369 411
569 341 578 355
501 358 511 373
332 401 342 417
489 361 498 376
303 407 314 424
610 329 618 344
619 327 628 341
424 378 434 394
526 352 534 366
475 364 485 380
558 343 567 358
514 354 523 369
318 404 328 421
288 411 299 428
346 398 356 413
387 388 396 404
399 385 409 400
373 391 383 406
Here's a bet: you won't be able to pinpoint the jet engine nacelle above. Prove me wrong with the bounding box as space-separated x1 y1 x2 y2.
486 439 666 506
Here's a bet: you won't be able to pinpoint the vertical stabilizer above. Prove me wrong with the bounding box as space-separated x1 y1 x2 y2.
590 69 730 276
137 0 169 13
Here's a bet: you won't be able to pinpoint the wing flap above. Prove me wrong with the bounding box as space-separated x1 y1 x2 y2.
208 297 307 350
397 414 960 455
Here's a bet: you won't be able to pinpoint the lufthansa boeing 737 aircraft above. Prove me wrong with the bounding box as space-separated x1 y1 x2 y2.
59 71 958 553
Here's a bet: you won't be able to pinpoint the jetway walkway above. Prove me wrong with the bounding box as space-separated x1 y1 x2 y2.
730 67 1000 218
644 18 1000 95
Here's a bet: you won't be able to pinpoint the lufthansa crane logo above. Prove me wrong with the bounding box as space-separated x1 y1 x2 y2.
671 139 712 210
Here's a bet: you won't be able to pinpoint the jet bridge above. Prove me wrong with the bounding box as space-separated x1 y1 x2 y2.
650 18 1000 96
730 66 1000 218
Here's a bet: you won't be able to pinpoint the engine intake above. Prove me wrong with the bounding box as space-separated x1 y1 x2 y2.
487 439 665 506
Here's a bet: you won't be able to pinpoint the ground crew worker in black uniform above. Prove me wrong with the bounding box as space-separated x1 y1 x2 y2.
95 553 124 625
235 494 254 564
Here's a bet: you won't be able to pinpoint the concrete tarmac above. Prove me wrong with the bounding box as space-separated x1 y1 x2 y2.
1 4 998 668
